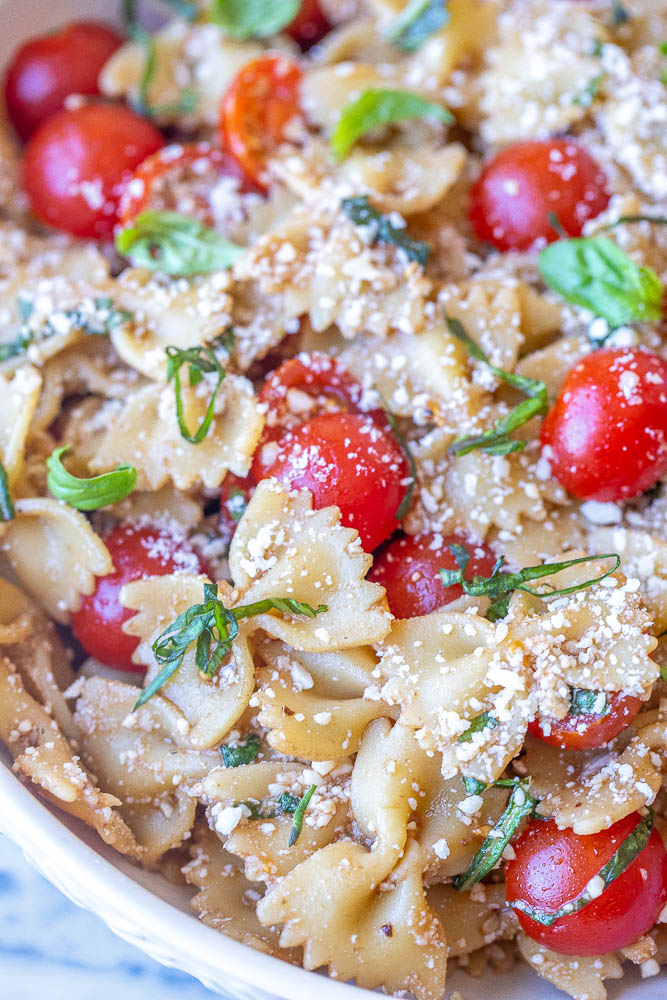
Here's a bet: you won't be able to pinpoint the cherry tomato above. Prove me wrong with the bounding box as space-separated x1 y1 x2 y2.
469 140 610 251
4 21 124 141
368 532 497 618
286 0 332 49
220 54 302 188
118 141 258 228
258 411 409 551
528 692 643 750
23 104 164 239
541 347 667 502
505 813 667 955
72 521 207 673
219 472 255 547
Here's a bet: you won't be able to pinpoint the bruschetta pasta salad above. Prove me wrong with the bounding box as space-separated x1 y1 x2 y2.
1 0 667 997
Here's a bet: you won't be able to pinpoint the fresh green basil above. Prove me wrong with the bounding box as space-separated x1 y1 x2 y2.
386 0 450 52
0 330 32 363
342 196 430 266
463 776 488 796
166 345 226 444
573 73 604 108
376 392 416 519
46 447 137 512
538 236 664 329
221 733 261 767
0 460 14 521
288 783 317 846
457 712 498 744
604 214 667 229
116 211 245 277
210 0 301 38
569 687 609 717
123 0 197 118
332 89 453 160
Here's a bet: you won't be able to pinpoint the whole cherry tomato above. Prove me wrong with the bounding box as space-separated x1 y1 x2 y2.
72 521 208 672
23 104 164 240
258 411 410 551
368 532 497 618
4 21 123 141
286 0 332 49
528 692 643 750
541 347 667 501
220 54 302 188
470 140 610 251
506 813 667 955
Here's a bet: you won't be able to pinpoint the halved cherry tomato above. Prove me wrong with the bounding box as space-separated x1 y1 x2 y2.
23 104 164 239
258 411 409 551
220 54 302 188
541 347 667 502
286 0 332 49
72 521 208 672
118 141 257 228
506 813 667 955
369 532 497 618
4 21 124 141
470 140 610 251
528 692 643 750
219 472 255 547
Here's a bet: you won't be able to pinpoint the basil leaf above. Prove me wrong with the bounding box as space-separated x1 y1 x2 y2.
569 687 609 717
445 315 548 456
288 784 317 847
573 73 604 108
376 392 416 519
123 0 197 118
0 329 32 363
463 776 488 795
604 214 667 229
660 664 667 682
0 460 14 521
342 196 430 266
386 0 450 52
224 486 248 525
276 792 301 814
538 236 664 329
332 89 453 160
116 211 245 277
46 446 137 512
221 733 261 767
457 712 498 744
611 1 630 26
511 810 653 926
210 0 301 39
240 790 303 822
454 781 538 891
166 345 226 444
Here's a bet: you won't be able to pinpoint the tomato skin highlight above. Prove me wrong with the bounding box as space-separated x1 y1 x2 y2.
541 347 667 502
368 532 497 618
220 54 302 189
527 692 643 750
469 140 610 251
4 21 124 141
286 0 332 49
72 522 207 673
23 104 164 239
258 411 409 552
505 813 667 955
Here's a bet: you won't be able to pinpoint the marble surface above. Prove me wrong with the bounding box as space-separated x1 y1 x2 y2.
0 833 218 1000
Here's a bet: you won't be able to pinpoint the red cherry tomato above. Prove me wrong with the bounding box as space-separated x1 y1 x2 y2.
219 472 255 547
528 692 643 750
469 140 610 251
72 521 207 673
505 813 667 955
258 411 409 551
4 21 124 141
368 532 497 618
118 141 258 227
286 0 332 49
541 347 667 502
220 54 302 189
23 104 164 239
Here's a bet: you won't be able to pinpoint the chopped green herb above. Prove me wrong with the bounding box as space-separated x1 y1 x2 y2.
569 687 609 717
603 214 667 229
463 776 488 796
0 329 32 363
457 712 498 744
210 0 301 39
221 733 261 767
225 486 248 525
123 0 197 118
214 328 236 356
376 392 416 519
611 1 630 27
573 73 604 108
237 790 303 822
288 783 317 847
342 196 430 267
332 89 453 160
661 42 667 84
446 315 548 456
660 664 667 682
0 460 14 521
116 211 244 276
166 345 226 445
65 298 132 336
46 446 137 512
386 0 450 52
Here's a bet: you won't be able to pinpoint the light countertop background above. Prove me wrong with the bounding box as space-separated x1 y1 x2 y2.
0 834 219 1000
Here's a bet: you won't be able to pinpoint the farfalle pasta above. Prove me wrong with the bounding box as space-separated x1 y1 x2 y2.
2 2 667 999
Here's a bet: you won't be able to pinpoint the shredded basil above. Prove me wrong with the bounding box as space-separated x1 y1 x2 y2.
116 211 245 276
210 0 301 38
288 783 317 847
463 776 488 796
136 583 327 709
0 460 14 521
440 547 621 623
221 733 261 767
376 392 416 520
573 73 604 108
457 712 498 744
386 0 450 52
661 42 667 84
511 810 654 925
166 345 226 445
538 236 664 329
342 196 430 267
239 790 303 822
445 315 548 456
660 663 667 682
569 687 609 717
224 486 248 525
46 446 137 512
123 0 197 118
604 214 667 229
0 329 32 363
332 89 453 161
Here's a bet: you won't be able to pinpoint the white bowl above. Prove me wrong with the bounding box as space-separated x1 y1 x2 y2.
0 3 665 998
